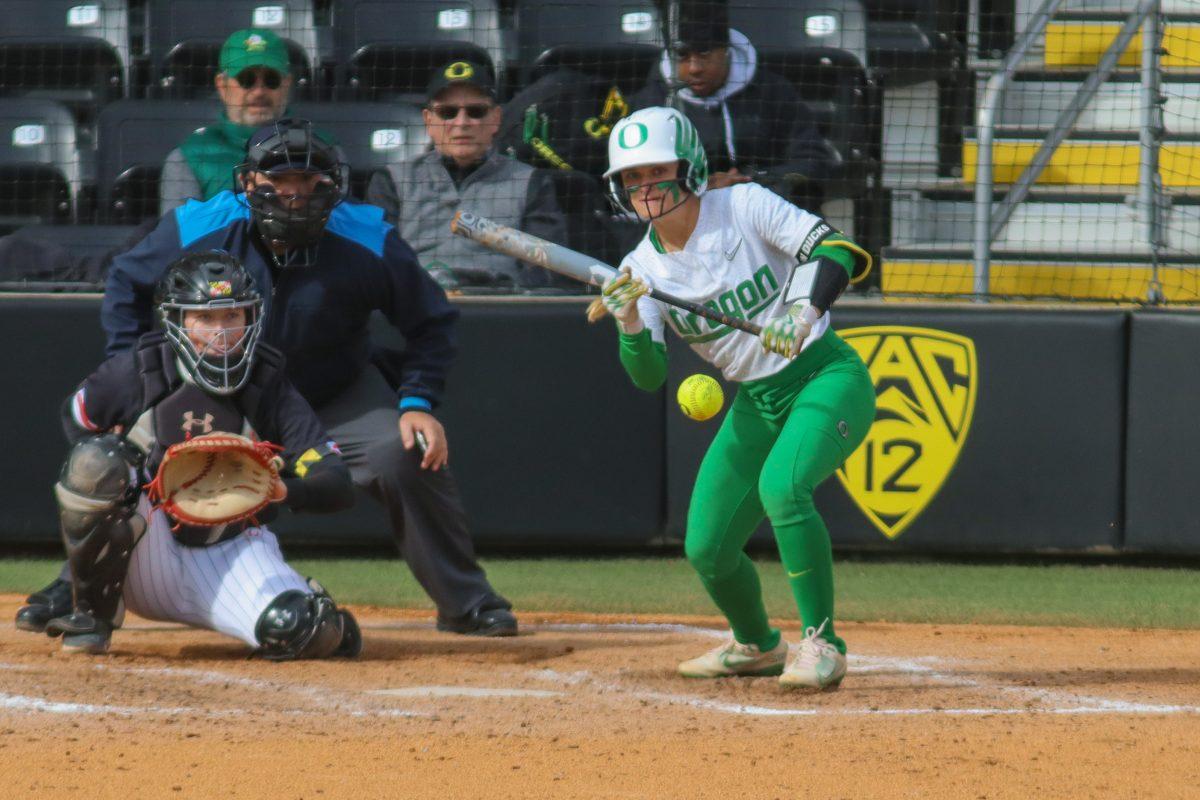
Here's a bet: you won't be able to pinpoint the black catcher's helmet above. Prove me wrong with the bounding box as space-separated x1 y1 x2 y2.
235 118 348 268
155 251 264 396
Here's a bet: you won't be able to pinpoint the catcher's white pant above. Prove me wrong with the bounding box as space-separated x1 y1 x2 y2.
122 496 310 647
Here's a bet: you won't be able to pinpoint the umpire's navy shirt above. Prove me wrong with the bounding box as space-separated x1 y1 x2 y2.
102 191 459 409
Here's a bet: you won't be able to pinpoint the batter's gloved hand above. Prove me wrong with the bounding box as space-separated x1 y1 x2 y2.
760 305 819 358
586 266 649 333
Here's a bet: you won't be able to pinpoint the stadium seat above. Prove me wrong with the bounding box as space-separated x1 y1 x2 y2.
547 169 620 266
727 2 875 201
0 99 82 228
0 1 128 115
144 0 318 98
3 223 143 286
96 99 218 222
289 101 428 198
729 0 869 68
862 0 964 87
331 0 504 101
514 0 662 95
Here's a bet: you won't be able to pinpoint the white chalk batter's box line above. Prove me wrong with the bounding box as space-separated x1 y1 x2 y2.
2 620 1197 719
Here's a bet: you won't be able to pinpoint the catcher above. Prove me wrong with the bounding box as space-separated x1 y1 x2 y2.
43 250 360 658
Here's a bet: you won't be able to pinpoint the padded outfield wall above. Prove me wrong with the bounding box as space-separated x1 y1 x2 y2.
0 295 1192 555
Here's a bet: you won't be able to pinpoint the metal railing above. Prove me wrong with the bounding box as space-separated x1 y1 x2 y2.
973 0 1164 299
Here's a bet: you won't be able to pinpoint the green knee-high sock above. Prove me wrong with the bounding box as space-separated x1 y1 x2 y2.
696 553 780 651
773 519 845 654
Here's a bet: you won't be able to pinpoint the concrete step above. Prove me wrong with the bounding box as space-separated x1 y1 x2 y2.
880 250 1200 302
891 188 1200 255
1016 0 1200 18
978 73 1200 134
963 131 1200 187
1043 18 1200 69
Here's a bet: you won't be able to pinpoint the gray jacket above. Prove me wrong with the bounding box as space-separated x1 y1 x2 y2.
159 147 203 217
367 149 566 289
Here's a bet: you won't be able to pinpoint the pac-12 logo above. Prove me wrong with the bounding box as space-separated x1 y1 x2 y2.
835 326 978 540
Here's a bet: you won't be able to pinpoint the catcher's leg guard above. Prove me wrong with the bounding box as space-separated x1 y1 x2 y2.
254 581 360 661
52 435 145 626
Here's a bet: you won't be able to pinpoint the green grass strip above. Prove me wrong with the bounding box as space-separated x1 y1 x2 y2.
2 557 1198 629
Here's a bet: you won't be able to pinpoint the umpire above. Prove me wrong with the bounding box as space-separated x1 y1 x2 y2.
19 118 517 637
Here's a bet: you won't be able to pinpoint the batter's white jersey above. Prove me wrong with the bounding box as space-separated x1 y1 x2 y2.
623 183 834 383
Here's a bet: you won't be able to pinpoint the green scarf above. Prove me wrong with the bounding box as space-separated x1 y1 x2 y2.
178 115 260 200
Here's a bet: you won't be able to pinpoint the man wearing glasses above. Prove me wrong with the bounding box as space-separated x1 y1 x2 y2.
159 29 294 216
367 61 567 291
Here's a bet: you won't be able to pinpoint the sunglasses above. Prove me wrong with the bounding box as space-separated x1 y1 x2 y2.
429 103 494 121
234 69 283 90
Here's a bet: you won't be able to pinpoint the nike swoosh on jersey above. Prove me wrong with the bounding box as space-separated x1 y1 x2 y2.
724 237 742 260
787 568 813 579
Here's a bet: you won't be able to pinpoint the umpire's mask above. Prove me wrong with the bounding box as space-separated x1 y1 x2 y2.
236 118 349 269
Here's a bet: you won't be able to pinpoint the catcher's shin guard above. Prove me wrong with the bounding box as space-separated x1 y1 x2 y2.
54 436 145 623
254 581 360 660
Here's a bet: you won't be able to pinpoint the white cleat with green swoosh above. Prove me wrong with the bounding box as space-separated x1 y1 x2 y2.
677 636 788 678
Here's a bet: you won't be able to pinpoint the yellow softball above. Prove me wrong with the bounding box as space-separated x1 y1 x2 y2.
677 374 724 422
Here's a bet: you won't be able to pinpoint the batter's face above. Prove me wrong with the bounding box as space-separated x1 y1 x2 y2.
216 68 293 127
183 308 249 356
674 46 730 98
423 84 500 168
620 161 688 221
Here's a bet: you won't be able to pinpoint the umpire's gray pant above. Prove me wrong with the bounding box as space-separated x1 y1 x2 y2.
315 366 507 619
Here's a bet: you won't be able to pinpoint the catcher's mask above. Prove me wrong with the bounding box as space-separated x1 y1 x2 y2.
235 118 348 269
155 251 264 396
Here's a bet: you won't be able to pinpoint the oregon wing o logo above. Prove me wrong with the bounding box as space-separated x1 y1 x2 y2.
835 326 977 540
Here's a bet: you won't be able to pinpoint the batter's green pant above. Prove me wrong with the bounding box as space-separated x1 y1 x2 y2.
684 329 875 654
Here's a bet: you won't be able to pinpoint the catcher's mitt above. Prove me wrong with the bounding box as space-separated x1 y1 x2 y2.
147 433 286 526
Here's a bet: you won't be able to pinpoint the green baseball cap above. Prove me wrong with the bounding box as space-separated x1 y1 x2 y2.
219 29 289 76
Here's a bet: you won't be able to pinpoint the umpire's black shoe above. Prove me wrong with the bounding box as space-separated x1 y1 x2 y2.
15 578 72 633
436 603 518 637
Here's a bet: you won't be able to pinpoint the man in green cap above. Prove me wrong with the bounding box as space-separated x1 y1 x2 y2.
159 28 293 215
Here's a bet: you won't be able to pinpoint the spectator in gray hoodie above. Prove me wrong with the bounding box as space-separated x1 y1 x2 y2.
630 2 835 209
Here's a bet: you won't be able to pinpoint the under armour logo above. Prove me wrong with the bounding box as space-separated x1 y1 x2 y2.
182 412 214 434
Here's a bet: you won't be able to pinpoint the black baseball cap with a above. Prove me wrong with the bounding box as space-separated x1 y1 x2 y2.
425 60 497 104
675 0 731 49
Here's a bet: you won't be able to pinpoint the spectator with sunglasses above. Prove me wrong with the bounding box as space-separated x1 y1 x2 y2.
159 29 295 216
367 61 568 292
629 0 834 211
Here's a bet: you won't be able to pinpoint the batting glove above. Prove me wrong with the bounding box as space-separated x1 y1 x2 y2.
760 305 820 358
586 266 650 333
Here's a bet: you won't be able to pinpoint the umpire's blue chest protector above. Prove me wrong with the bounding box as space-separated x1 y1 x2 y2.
102 191 459 409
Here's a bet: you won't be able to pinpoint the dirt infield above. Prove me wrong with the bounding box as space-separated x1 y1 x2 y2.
2 596 1199 799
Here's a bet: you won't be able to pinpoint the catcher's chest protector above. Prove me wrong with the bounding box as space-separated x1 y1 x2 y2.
139 382 256 473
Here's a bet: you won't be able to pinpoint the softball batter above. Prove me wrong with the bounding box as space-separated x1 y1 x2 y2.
595 107 875 689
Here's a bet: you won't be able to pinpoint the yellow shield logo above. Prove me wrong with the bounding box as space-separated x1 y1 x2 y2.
835 326 978 539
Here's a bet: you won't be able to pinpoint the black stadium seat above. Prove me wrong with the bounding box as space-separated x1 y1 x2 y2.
289 101 428 199
0 99 82 228
0 1 129 116
515 0 662 95
331 0 504 101
96 99 218 222
144 0 318 98
863 0 964 87
728 1 874 201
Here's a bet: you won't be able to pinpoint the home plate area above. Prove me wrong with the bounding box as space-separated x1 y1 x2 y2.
2 600 1200 799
